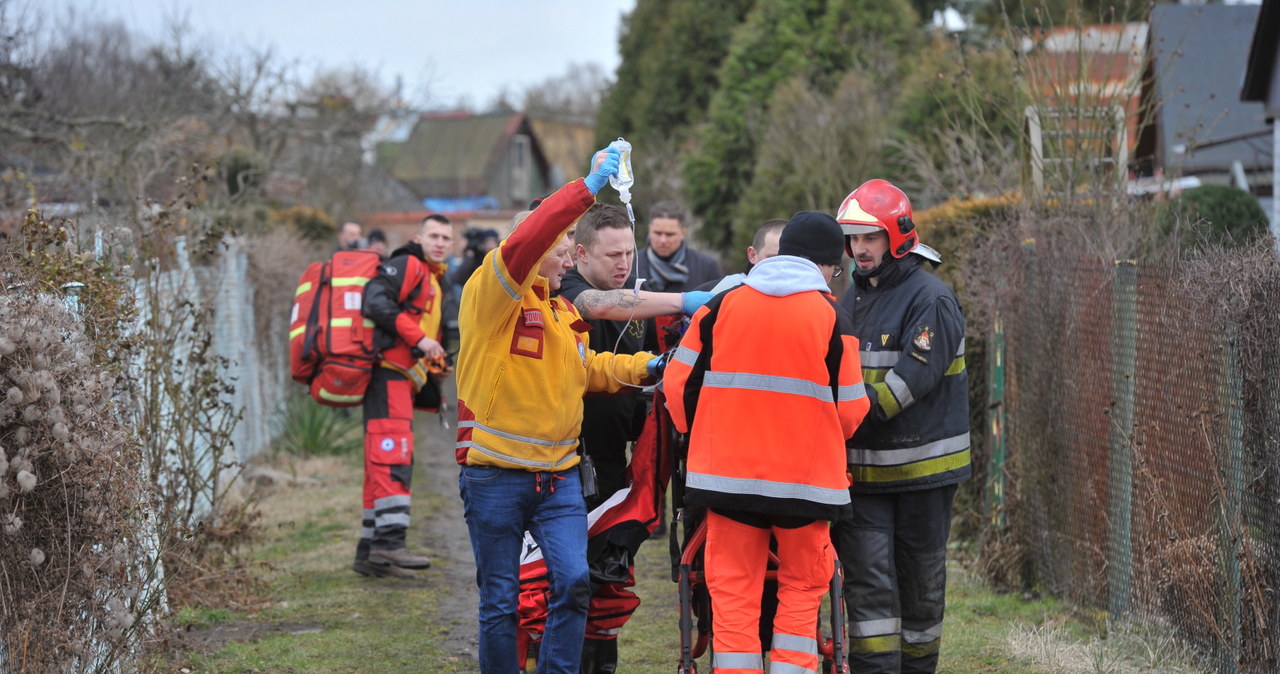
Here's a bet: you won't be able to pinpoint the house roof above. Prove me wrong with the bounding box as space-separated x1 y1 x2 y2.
389 111 532 198
1241 0 1279 108
1150 4 1272 173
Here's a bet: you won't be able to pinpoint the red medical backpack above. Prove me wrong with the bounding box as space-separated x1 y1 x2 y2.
289 249 383 406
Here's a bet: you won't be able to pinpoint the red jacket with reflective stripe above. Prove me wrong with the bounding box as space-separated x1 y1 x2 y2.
664 256 869 522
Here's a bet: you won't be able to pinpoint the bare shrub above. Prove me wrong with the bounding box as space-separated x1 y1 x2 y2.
0 219 150 672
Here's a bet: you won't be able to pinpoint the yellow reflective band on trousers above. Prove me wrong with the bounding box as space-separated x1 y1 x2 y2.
902 639 941 657
852 449 971 483
850 634 900 655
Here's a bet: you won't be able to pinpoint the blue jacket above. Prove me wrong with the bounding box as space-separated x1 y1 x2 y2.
839 254 970 493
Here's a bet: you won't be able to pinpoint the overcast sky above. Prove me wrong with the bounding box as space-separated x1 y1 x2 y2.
35 0 637 108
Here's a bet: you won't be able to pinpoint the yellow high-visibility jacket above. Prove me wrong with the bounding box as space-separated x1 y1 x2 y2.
454 179 655 471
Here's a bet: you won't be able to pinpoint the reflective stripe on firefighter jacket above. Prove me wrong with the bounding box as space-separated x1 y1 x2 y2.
454 179 656 472
664 255 870 522
838 254 970 492
363 246 448 370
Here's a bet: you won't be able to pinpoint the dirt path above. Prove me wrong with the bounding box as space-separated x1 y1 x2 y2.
413 383 480 666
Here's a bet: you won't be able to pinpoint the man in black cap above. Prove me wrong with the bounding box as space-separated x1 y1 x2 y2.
664 211 869 673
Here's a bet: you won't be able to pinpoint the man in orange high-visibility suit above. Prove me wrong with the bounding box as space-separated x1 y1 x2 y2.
665 211 870 674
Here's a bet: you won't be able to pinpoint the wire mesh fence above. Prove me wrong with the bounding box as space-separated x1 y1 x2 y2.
980 241 1280 672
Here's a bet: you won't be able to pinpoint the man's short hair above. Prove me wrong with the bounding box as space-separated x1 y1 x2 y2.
575 203 632 250
753 219 787 251
422 213 451 228
648 201 686 227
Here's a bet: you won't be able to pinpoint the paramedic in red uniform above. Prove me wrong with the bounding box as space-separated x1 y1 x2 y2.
354 214 453 578
454 147 659 673
665 211 870 674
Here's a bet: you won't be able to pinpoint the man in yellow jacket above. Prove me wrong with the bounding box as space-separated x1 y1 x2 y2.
665 211 869 674
454 146 658 673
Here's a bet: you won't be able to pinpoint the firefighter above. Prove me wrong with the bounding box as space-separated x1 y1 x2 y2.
665 211 870 674
832 179 970 673
354 214 453 579
454 146 659 673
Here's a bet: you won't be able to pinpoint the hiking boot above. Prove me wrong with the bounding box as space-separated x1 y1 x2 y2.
369 547 432 569
352 559 415 580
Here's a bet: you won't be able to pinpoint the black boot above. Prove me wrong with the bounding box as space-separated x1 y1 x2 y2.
579 638 618 674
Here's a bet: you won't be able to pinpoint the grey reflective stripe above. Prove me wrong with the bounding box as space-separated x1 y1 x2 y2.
490 251 520 300
362 508 375 518
769 662 815 674
862 339 963 368
705 371 833 403
458 420 578 448
884 370 914 407
847 432 970 466
359 527 374 538
859 350 900 368
589 627 622 636
374 494 411 510
674 345 699 366
850 618 901 637
687 471 851 506
837 383 867 402
713 652 764 669
903 622 943 644
377 513 410 528
771 633 818 655
457 441 566 470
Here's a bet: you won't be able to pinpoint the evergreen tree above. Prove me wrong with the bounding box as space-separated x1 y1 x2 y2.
594 0 752 148
684 0 918 253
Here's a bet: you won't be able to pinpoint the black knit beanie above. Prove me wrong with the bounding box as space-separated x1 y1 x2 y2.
778 211 844 266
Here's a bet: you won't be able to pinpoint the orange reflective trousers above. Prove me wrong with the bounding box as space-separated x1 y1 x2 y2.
705 510 834 674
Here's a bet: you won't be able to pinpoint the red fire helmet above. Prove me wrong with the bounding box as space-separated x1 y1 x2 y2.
836 179 919 259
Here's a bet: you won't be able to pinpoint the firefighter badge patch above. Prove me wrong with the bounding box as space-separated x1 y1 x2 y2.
913 327 934 352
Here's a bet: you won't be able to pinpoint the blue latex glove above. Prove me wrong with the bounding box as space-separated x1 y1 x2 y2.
681 291 713 315
645 349 674 378
584 147 620 195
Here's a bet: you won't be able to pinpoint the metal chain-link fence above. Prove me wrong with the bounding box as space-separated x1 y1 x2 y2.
980 241 1280 673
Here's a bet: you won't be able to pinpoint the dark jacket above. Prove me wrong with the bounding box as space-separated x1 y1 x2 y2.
839 254 970 493
363 241 447 369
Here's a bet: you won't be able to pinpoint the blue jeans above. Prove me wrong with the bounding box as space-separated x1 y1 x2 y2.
459 464 591 674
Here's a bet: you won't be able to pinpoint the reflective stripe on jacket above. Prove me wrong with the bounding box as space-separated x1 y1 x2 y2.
454 179 655 471
665 255 870 522
839 254 970 493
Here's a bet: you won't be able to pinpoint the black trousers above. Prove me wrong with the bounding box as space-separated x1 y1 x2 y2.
832 484 957 674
